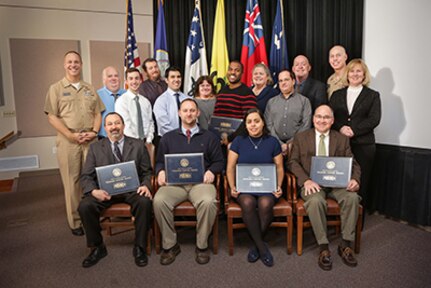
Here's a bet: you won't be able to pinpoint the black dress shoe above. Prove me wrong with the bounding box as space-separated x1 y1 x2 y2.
82 245 107 268
71 227 85 236
133 246 148 267
160 243 181 265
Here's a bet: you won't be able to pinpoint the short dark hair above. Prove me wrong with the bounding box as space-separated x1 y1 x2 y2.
278 69 296 81
179 98 199 110
165 66 181 79
243 108 270 137
142 58 157 72
229 60 244 73
104 112 124 125
125 67 141 78
64 50 82 62
194 75 216 97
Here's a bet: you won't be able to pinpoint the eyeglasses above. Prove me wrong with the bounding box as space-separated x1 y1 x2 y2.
314 115 333 120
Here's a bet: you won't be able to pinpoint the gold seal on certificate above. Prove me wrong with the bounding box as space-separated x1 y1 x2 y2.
165 153 204 185
311 156 352 187
236 164 277 193
95 161 140 195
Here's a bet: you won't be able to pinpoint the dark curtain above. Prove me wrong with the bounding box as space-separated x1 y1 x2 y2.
153 0 363 83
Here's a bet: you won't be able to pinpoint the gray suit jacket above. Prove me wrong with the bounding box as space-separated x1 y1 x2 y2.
288 129 361 187
80 136 152 195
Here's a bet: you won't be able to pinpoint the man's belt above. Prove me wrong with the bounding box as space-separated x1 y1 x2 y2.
69 128 94 133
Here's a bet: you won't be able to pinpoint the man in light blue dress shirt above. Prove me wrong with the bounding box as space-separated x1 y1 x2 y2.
153 66 191 136
97 66 126 138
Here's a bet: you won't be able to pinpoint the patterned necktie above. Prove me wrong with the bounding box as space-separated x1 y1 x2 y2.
318 134 326 156
186 129 191 143
134 96 145 140
114 141 123 162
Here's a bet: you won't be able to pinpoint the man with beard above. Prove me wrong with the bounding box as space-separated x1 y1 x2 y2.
213 61 257 143
97 66 126 138
78 112 153 268
139 58 167 107
44 51 105 236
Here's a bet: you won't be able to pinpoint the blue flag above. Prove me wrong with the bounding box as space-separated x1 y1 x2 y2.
269 0 289 83
184 0 208 96
154 0 170 77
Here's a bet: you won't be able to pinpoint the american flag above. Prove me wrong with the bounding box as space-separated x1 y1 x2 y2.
240 0 268 86
124 0 141 72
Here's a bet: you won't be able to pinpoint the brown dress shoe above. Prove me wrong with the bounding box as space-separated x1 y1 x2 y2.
195 248 210 265
160 243 181 265
318 249 333 271
338 246 358 267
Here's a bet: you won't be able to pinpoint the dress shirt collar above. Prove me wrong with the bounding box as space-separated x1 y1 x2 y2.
167 88 181 96
181 125 199 137
109 136 125 152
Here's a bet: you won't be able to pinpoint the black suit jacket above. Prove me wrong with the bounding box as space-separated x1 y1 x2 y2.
80 136 153 194
300 77 328 112
288 129 361 187
330 86 381 145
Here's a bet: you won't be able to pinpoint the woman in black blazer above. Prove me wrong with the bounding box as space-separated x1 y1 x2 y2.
329 59 381 215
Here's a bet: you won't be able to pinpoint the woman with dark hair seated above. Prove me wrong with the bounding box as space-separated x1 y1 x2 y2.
226 108 284 267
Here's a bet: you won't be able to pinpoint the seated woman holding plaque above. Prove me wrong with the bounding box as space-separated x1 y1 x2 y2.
226 108 284 267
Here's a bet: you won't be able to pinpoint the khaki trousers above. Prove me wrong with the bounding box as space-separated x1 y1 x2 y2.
301 187 360 245
153 183 217 250
56 134 92 229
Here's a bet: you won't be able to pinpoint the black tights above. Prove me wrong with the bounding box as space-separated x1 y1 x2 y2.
237 194 275 255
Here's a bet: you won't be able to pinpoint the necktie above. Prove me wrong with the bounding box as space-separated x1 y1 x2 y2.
186 129 191 143
134 96 145 140
318 134 326 156
114 141 123 162
174 93 182 127
112 93 120 102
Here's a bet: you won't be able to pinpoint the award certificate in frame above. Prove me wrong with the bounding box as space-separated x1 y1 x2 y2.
208 116 243 139
311 156 352 188
236 164 277 193
96 161 140 195
165 153 204 185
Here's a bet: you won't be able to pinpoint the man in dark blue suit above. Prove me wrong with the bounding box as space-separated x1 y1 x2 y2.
292 55 328 113
78 112 153 268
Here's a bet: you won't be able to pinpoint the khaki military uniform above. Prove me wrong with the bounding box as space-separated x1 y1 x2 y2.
327 73 346 100
44 77 105 229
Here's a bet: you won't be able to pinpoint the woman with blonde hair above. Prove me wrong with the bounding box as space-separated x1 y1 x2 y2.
329 59 381 217
251 63 278 113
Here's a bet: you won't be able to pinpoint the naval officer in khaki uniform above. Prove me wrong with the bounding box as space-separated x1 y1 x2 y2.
44 51 105 236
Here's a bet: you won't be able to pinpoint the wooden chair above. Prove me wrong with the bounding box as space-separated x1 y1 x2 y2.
287 172 363 256
154 174 221 254
100 143 155 255
224 174 294 256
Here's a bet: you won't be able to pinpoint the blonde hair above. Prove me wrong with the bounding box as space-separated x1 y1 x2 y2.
252 63 274 86
342 58 371 87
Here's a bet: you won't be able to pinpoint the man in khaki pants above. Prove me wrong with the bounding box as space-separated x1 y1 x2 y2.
44 51 105 236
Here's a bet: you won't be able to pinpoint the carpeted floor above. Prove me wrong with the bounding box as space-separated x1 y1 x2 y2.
0 170 430 288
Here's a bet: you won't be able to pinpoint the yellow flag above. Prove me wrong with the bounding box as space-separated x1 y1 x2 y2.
210 0 229 92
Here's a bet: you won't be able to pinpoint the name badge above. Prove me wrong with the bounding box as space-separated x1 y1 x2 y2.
84 89 93 97
62 92 71 96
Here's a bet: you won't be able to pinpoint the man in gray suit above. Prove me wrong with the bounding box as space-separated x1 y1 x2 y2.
78 112 152 268
288 105 361 271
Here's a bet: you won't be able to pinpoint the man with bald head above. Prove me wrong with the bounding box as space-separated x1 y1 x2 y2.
292 55 327 113
327 45 348 99
97 66 126 138
288 104 361 271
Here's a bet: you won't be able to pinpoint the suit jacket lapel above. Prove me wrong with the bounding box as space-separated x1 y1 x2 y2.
122 137 134 161
101 138 115 164
351 86 367 116
328 130 337 156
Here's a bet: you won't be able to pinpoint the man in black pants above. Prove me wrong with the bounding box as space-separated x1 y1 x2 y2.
78 112 153 268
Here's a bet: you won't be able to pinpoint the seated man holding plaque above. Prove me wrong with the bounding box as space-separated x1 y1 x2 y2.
288 105 361 271
226 108 284 267
153 98 224 265
78 112 152 268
